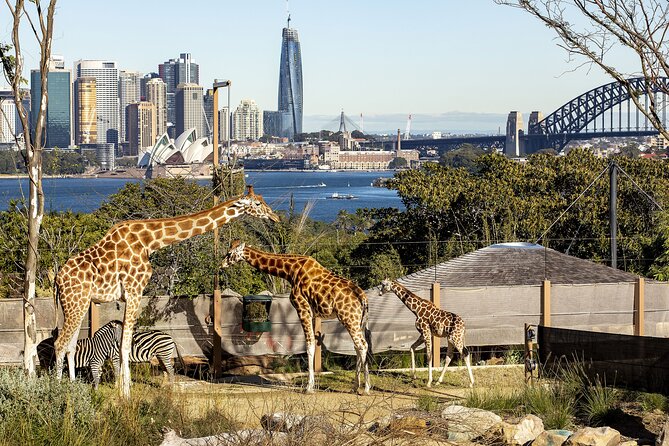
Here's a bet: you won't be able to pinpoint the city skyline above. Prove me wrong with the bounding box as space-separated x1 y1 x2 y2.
6 1 641 133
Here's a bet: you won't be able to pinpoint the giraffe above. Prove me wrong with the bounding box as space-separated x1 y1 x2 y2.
221 240 371 394
54 186 279 397
379 278 474 388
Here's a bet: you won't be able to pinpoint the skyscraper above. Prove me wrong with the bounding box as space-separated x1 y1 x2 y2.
175 83 204 138
30 56 72 149
126 101 156 156
277 16 303 139
233 99 263 141
74 77 97 145
146 78 167 136
74 60 119 146
0 90 20 144
118 70 142 144
159 53 199 137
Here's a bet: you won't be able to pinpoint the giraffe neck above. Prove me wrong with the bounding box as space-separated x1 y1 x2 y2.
242 246 305 283
390 281 425 315
141 197 243 252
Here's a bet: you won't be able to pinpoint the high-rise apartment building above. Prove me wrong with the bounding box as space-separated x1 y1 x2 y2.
175 83 204 138
203 89 214 140
233 99 263 141
140 72 160 100
146 78 167 136
277 19 303 139
74 60 119 146
263 110 291 139
126 101 156 156
159 53 199 137
30 56 72 149
118 71 142 144
218 106 230 143
0 90 20 144
74 77 97 144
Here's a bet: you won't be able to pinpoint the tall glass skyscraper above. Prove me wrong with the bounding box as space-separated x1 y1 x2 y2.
278 19 303 139
30 56 72 148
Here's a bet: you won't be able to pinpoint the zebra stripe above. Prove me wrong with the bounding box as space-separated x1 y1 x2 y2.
73 321 122 388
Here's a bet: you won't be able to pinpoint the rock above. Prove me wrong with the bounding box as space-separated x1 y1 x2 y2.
533 429 573 446
565 427 620 446
657 418 669 446
260 412 306 433
441 404 503 441
620 441 638 446
159 428 286 446
498 414 545 446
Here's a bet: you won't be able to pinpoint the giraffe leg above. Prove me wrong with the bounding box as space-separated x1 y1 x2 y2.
424 335 433 388
54 293 90 381
409 336 424 380
294 299 316 393
340 316 370 394
463 347 474 388
436 341 455 385
118 299 141 398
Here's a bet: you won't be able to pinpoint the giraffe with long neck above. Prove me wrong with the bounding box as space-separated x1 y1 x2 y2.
54 186 279 397
379 278 474 388
222 240 371 394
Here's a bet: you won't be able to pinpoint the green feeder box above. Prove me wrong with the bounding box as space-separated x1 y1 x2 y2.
242 295 273 332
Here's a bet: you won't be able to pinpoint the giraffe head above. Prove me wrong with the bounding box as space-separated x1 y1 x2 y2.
221 240 246 268
232 185 281 223
379 278 393 295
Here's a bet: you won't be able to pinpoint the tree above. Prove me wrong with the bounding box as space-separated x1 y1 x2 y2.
388 157 408 169
440 144 486 172
496 0 669 141
2 0 57 375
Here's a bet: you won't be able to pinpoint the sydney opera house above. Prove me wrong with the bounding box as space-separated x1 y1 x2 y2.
137 128 214 177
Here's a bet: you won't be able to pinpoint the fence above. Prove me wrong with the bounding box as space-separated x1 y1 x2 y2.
537 325 669 394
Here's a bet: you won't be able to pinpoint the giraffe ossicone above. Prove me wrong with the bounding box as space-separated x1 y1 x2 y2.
53 185 279 398
379 278 474 388
222 240 372 394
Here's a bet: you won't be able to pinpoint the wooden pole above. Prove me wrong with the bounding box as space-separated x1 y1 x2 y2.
314 317 322 373
541 279 551 327
212 86 222 378
634 277 645 336
89 303 99 338
431 282 440 368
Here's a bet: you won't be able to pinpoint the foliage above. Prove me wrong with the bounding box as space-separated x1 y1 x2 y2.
388 157 407 169
463 387 523 414
364 149 669 279
439 144 486 172
522 383 576 429
580 382 620 426
638 392 667 412
415 394 440 412
42 149 89 175
245 301 268 321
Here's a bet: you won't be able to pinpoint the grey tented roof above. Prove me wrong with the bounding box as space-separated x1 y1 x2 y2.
399 242 638 288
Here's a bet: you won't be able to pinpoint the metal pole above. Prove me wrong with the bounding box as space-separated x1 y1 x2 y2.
610 161 617 269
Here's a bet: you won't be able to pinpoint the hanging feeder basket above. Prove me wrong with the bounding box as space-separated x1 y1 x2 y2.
242 295 272 332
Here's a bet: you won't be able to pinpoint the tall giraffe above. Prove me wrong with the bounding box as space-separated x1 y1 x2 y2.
54 186 279 397
222 240 371 394
379 278 474 388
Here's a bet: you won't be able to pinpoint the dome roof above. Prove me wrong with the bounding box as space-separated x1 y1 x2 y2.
138 129 214 168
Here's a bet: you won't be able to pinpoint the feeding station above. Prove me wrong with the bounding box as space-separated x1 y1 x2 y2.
242 295 273 332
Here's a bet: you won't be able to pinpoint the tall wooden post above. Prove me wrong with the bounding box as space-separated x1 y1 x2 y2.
634 277 645 336
212 86 222 378
431 282 440 368
89 303 99 338
314 317 322 373
541 279 551 326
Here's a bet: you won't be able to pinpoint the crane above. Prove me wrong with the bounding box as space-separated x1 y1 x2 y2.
404 114 412 140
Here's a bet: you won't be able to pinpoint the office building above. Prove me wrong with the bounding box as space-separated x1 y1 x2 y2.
233 99 263 141
74 77 97 144
118 70 142 144
175 83 204 138
30 56 72 149
159 53 199 137
0 90 21 145
74 60 119 146
140 72 160 100
263 110 291 139
126 101 156 156
277 18 303 139
146 78 167 137
218 107 230 143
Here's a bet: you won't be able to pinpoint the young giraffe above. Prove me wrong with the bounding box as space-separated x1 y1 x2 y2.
221 240 371 394
379 278 474 388
54 186 279 397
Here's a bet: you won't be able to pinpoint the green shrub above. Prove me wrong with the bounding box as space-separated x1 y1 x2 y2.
416 394 440 412
463 387 522 414
581 382 620 426
523 384 575 430
639 392 667 412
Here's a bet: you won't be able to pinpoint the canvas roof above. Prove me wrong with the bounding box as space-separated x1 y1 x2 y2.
399 242 639 289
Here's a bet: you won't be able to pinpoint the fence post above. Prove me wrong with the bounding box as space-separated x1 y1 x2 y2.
89 303 99 338
634 277 645 336
314 317 322 373
431 282 441 369
213 291 222 377
541 279 551 327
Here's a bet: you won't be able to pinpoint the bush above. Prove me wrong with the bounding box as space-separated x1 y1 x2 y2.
639 392 668 412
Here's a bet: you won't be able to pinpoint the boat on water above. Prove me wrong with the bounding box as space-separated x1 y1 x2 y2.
328 192 358 200
318 182 326 187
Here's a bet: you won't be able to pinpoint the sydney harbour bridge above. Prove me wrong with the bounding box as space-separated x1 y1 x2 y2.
373 77 669 155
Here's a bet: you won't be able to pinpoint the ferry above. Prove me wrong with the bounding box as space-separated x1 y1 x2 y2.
328 192 358 200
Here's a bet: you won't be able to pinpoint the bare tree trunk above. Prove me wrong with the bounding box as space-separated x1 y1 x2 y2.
3 0 57 375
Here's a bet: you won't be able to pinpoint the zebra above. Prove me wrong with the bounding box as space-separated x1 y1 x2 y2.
68 320 123 389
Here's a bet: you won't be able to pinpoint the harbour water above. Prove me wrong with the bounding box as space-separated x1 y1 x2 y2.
0 171 404 222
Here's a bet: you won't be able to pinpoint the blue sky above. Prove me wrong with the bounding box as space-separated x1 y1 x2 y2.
4 1 637 133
